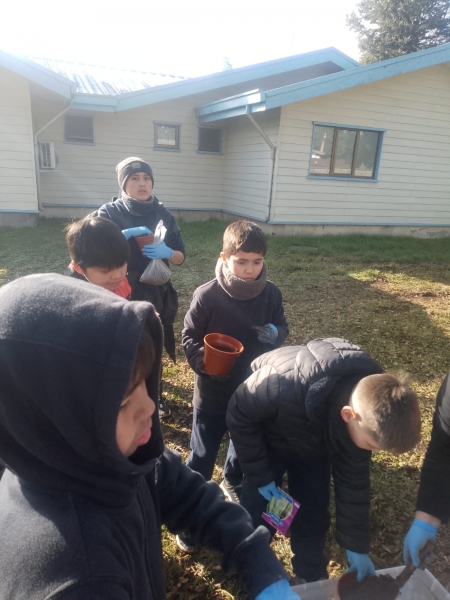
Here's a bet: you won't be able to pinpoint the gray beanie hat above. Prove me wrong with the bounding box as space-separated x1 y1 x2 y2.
116 157 154 191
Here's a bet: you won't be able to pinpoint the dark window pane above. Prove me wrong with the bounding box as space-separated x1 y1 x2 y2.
198 127 221 153
354 130 379 177
310 125 334 174
333 129 356 175
65 115 94 143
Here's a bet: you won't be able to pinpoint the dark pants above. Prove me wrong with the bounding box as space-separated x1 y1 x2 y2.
240 454 331 582
186 407 242 485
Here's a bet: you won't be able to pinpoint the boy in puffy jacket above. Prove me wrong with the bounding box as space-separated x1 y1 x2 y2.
227 338 421 584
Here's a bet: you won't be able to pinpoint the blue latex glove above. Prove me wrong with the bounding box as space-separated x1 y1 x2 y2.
345 550 376 582
252 324 278 344
403 519 437 568
255 579 299 600
142 241 174 260
121 226 152 240
258 481 281 502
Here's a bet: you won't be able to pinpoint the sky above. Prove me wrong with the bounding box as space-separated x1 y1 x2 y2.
1 0 361 77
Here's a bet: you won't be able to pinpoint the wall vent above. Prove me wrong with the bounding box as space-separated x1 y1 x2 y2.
38 142 56 169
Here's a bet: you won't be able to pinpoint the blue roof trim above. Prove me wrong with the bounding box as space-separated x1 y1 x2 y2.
195 89 266 121
0 50 76 98
197 43 450 122
68 47 358 112
264 42 450 110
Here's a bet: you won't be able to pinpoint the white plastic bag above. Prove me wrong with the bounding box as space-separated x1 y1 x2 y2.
139 220 172 286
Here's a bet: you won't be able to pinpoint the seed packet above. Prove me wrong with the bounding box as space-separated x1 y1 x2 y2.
261 488 300 536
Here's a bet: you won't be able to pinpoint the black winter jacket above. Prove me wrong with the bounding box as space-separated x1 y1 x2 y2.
226 338 383 553
416 373 450 522
0 274 287 600
182 278 288 414
98 196 185 360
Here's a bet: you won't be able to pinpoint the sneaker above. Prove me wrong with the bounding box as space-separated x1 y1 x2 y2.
158 397 171 417
220 479 240 503
176 534 199 554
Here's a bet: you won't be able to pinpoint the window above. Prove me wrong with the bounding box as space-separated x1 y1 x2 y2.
38 142 56 169
65 115 94 144
154 122 180 150
198 127 222 153
309 123 383 180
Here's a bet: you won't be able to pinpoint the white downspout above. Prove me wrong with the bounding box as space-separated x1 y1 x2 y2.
33 103 72 211
245 108 276 222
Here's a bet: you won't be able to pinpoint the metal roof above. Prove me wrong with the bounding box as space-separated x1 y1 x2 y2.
27 57 189 96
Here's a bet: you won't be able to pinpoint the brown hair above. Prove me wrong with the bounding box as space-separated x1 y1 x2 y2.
65 217 130 270
355 372 421 454
124 322 155 397
222 220 267 258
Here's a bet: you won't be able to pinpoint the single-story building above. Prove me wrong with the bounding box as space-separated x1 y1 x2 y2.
1 44 450 236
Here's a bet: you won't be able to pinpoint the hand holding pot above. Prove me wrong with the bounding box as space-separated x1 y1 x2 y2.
252 324 278 344
122 226 152 240
345 550 376 582
142 241 173 260
258 481 281 502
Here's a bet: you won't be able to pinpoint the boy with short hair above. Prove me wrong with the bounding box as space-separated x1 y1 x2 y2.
65 216 132 298
0 274 297 600
226 338 422 584
182 220 288 512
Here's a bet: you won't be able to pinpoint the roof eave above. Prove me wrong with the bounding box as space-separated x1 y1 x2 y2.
0 50 76 98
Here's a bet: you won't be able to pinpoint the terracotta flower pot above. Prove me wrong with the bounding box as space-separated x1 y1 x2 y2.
135 234 154 256
203 333 244 377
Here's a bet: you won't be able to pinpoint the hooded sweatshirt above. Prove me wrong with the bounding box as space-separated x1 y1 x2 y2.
0 274 287 600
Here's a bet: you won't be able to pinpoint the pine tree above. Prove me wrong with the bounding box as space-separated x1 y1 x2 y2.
347 0 450 64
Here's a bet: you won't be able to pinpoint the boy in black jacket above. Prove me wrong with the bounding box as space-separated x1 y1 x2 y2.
0 274 297 600
227 339 421 584
182 221 288 519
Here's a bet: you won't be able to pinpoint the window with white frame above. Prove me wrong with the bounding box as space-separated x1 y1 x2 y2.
65 115 94 144
309 123 383 180
154 122 180 150
197 127 222 153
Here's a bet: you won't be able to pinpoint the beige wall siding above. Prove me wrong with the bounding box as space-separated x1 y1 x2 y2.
0 67 37 212
222 111 279 221
273 65 450 225
38 96 224 212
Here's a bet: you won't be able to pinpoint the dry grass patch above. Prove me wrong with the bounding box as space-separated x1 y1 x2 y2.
1 219 450 597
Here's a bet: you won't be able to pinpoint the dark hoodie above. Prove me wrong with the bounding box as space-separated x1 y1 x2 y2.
0 274 287 600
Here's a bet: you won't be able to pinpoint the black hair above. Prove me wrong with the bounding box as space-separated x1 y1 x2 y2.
222 220 267 257
124 322 155 397
65 217 130 270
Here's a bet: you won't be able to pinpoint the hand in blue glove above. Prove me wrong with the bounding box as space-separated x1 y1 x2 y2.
403 519 437 568
258 481 281 502
345 550 376 582
252 324 278 344
142 241 174 260
121 226 152 240
255 579 300 600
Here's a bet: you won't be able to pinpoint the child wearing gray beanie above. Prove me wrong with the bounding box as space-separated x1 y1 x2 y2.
97 157 186 417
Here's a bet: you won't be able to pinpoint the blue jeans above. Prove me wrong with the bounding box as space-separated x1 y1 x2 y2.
240 454 331 582
186 407 242 485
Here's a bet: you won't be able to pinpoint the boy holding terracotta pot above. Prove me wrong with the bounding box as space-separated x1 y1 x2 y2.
180 220 288 551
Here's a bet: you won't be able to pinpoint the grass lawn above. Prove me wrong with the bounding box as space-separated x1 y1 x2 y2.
1 218 450 598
